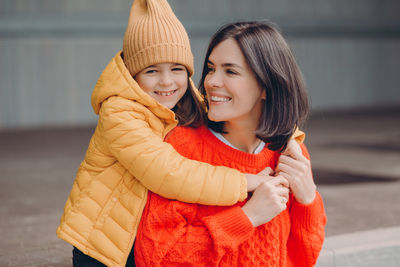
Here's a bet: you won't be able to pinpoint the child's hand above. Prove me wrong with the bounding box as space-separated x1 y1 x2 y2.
245 167 275 192
276 140 316 204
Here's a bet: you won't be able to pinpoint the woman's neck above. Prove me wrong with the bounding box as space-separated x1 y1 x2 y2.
222 121 261 153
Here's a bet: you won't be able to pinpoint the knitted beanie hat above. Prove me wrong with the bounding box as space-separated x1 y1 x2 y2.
123 0 194 76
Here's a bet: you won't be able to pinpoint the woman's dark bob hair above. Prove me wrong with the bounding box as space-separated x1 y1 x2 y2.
199 21 309 151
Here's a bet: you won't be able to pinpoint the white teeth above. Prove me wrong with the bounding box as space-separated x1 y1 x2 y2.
156 90 175 96
210 95 231 102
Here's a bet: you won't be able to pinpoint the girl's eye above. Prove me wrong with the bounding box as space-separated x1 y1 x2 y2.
172 67 185 72
145 69 157 74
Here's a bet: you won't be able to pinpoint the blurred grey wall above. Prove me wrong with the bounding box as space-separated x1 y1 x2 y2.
1 0 399 129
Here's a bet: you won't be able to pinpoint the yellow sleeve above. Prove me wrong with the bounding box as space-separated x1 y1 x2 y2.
293 127 306 144
99 97 247 205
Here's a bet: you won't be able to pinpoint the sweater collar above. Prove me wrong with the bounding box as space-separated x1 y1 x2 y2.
199 126 279 171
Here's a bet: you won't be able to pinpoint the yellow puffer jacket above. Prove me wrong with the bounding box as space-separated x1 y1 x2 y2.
57 52 250 266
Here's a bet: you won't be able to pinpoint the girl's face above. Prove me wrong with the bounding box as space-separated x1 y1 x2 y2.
135 63 188 109
204 38 265 127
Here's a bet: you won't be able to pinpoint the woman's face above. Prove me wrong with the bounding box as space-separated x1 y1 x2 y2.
204 38 265 127
135 63 188 109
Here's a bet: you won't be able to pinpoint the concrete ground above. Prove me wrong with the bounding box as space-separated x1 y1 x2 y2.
0 108 399 266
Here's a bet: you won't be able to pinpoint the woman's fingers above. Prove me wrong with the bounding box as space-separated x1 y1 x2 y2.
278 154 303 170
276 152 316 205
282 139 307 162
275 160 297 183
271 175 289 188
276 155 310 183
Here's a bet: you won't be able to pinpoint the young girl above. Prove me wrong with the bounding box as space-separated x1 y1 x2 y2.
57 1 305 266
134 21 326 266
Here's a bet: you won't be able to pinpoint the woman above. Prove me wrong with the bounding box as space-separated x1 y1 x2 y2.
134 21 327 266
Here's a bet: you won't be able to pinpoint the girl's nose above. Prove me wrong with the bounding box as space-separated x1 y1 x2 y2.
159 72 173 87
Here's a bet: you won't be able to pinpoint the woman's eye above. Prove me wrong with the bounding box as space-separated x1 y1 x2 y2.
206 66 215 73
226 69 238 75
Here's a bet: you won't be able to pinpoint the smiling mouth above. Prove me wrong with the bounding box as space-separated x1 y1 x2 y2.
210 95 231 102
155 89 178 96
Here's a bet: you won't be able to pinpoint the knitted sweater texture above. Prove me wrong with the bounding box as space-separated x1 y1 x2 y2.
135 125 327 267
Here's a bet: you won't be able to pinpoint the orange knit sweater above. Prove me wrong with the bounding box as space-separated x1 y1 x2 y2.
135 126 326 267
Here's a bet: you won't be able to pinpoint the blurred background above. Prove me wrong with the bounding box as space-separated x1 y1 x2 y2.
0 0 399 266
1 0 400 128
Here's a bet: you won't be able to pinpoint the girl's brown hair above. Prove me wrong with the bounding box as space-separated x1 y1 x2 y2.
199 21 309 151
173 78 206 128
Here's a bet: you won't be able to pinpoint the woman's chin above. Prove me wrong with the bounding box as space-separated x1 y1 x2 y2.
207 114 224 122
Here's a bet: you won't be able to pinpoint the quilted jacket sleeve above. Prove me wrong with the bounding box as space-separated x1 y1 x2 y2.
98 96 247 205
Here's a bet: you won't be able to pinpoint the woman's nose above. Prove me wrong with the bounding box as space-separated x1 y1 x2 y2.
205 72 222 88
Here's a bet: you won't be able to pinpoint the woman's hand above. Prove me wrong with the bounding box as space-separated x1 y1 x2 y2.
242 176 289 227
276 140 316 205
245 167 275 192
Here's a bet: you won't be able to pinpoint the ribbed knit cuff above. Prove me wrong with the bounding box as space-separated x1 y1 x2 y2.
290 192 326 230
202 206 254 248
